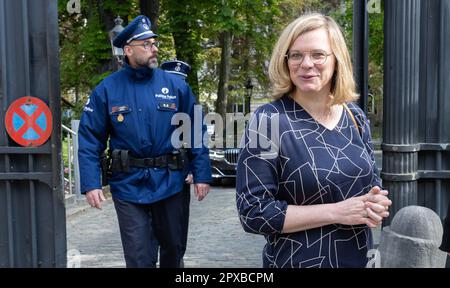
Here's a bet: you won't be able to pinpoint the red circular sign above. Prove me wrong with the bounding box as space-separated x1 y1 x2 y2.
4 96 53 147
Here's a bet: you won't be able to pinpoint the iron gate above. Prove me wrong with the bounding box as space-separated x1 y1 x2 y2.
0 0 65 268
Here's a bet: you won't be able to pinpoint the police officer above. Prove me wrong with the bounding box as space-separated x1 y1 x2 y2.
161 60 193 267
78 15 212 268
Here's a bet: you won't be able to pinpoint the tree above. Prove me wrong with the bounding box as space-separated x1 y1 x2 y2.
140 0 160 32
60 0 380 122
331 0 384 136
201 0 282 117
215 30 232 118
159 0 207 99
58 0 137 121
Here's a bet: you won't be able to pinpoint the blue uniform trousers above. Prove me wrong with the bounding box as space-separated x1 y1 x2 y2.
180 183 191 266
113 189 189 268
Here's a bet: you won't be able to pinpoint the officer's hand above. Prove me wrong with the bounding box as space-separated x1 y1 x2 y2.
194 183 210 201
185 174 193 184
86 189 106 210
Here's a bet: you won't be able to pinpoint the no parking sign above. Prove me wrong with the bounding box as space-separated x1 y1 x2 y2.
4 96 53 147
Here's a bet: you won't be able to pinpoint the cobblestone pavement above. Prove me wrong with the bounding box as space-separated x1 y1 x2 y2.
66 185 266 268
66 184 382 268
66 151 385 268
66 198 125 268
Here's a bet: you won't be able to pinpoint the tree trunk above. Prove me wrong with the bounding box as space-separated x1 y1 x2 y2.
75 86 79 103
96 0 129 73
97 0 114 31
165 1 200 100
139 0 159 32
215 30 232 118
242 33 251 114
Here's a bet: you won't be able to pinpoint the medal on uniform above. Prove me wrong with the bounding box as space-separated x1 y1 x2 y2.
117 114 124 122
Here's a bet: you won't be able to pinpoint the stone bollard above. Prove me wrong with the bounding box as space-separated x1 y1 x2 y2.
378 205 447 268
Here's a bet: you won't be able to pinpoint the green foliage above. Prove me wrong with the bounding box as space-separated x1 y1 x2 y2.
330 0 384 105
59 0 136 117
195 0 332 107
159 0 286 107
368 7 384 98
59 0 385 119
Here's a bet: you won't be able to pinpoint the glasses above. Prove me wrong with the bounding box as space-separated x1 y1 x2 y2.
127 41 160 50
285 49 333 65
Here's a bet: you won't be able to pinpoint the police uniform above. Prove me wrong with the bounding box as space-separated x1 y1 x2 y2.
78 16 212 268
161 60 193 267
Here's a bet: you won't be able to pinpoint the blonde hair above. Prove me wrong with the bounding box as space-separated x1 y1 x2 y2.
268 13 358 105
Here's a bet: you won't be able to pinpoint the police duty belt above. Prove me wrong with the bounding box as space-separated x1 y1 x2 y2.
111 149 187 172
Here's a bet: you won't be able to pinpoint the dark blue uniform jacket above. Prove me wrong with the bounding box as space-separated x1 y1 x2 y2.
78 64 211 204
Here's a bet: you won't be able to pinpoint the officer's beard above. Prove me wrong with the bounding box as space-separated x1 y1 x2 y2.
135 54 158 69
148 57 158 69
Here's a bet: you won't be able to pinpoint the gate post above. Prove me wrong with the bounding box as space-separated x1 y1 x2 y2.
353 0 369 114
0 0 65 267
382 0 421 224
416 0 450 219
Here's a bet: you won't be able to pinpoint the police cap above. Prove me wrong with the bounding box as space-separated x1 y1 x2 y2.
160 60 191 79
113 15 158 48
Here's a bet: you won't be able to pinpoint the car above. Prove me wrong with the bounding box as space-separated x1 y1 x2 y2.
206 122 244 186
209 148 240 186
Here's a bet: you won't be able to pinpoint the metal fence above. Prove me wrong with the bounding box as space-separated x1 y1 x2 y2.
62 121 81 203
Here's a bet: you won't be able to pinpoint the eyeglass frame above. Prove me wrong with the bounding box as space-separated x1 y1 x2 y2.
285 49 333 66
126 40 160 51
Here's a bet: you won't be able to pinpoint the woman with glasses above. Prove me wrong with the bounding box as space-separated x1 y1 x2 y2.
236 13 391 268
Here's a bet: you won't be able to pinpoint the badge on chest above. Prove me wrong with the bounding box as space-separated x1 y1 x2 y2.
157 101 177 111
110 105 131 122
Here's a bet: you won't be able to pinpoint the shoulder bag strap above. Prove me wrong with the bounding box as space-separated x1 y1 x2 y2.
343 103 362 137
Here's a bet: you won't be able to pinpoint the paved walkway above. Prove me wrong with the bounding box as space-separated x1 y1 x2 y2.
64 150 402 268
66 185 382 268
66 186 266 268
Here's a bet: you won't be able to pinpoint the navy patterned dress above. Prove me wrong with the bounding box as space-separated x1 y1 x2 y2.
236 95 381 268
